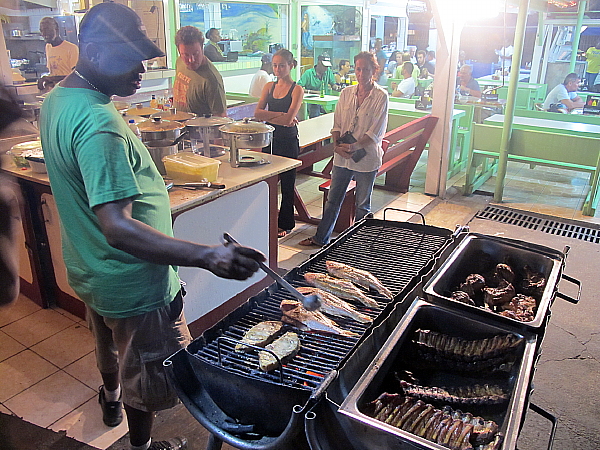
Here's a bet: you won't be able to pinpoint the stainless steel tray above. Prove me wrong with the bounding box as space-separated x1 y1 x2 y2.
339 298 537 450
423 233 566 331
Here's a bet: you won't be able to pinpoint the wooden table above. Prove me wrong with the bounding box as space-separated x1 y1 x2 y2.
2 152 299 333
294 114 335 226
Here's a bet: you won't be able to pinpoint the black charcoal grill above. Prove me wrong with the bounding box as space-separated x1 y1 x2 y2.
164 214 457 450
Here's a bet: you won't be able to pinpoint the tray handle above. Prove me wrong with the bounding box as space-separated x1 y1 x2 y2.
383 207 425 225
556 273 581 305
517 402 557 450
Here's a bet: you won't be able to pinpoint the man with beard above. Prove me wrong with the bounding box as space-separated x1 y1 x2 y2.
39 4 264 450
173 26 227 117
38 16 78 90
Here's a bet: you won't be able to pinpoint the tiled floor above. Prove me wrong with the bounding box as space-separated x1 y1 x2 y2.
2 150 599 449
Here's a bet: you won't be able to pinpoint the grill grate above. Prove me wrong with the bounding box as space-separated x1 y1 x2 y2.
191 220 454 391
476 205 600 244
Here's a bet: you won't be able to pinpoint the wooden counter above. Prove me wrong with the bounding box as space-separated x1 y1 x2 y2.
2 152 299 334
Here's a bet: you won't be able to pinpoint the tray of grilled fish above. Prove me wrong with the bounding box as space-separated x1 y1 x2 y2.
339 298 537 450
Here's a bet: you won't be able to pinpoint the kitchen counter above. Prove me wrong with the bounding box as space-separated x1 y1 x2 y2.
2 151 300 332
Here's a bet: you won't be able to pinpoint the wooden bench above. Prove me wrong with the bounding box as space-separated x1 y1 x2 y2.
464 123 600 216
318 114 438 232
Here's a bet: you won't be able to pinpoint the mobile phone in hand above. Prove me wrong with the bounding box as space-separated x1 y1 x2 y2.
351 148 366 162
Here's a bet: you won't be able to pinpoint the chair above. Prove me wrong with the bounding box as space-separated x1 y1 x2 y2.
450 103 475 177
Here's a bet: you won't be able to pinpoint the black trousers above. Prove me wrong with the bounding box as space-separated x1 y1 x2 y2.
264 133 299 231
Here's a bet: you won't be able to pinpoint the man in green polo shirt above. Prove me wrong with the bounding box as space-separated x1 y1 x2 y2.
298 53 336 118
39 4 264 450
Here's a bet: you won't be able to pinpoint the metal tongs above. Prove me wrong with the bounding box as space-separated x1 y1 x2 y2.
173 181 226 189
223 233 322 311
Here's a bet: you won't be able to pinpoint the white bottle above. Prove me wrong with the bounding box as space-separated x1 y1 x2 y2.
128 119 141 140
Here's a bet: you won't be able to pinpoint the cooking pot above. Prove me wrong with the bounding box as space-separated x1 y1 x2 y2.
145 139 179 175
125 103 162 117
151 108 196 123
219 118 274 149
186 114 232 140
138 117 184 142
112 100 130 112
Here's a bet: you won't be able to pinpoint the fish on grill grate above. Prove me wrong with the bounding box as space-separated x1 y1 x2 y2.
367 393 502 450
325 260 394 299
304 272 378 308
235 321 285 352
297 287 373 323
280 299 358 336
258 331 300 372
398 380 508 405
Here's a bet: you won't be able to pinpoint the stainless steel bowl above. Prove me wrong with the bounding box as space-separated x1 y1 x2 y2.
145 139 179 175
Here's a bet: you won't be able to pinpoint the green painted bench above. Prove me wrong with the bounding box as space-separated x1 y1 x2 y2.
464 123 600 216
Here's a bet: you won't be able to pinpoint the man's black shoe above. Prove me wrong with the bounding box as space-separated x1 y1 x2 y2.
148 437 188 449
98 385 123 427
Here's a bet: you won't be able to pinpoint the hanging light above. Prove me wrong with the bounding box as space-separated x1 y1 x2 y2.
548 0 579 7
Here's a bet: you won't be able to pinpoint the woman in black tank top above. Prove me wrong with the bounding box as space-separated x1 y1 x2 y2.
254 49 304 237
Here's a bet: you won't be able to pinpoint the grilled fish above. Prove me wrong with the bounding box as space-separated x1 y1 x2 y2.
280 299 358 336
235 321 285 352
258 331 300 372
304 272 378 308
297 287 373 323
326 260 394 299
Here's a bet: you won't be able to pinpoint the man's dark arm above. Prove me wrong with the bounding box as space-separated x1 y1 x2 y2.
93 198 264 280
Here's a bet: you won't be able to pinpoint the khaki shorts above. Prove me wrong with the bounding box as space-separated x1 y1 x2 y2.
86 291 192 412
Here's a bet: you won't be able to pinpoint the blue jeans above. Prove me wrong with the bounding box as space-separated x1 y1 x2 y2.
313 165 378 245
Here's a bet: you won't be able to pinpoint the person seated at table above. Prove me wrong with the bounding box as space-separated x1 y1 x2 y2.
298 53 336 118
542 73 584 112
457 64 481 98
391 62 415 98
425 50 436 75
204 28 227 62
335 59 352 85
385 52 400 77
394 52 419 82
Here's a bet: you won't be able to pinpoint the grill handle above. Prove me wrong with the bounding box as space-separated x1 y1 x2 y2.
556 273 581 305
517 402 557 450
383 207 425 225
164 352 305 450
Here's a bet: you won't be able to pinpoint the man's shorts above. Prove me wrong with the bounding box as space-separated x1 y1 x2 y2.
86 291 192 412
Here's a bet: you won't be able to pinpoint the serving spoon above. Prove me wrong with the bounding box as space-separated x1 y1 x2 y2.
223 233 322 311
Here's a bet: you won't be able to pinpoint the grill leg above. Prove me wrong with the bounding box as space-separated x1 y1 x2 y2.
206 434 223 450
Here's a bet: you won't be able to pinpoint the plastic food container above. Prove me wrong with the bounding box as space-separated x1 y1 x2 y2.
163 152 220 182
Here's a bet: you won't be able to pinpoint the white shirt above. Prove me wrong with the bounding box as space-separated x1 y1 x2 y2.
249 69 273 98
395 76 415 98
495 45 514 67
331 83 389 172
543 83 577 110
45 40 78 77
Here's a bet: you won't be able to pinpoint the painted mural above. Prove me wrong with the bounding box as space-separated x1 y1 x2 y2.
179 2 284 54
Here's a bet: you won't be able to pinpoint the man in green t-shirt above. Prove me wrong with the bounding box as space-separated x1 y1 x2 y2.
298 53 336 117
173 26 227 117
39 4 264 450
585 40 600 90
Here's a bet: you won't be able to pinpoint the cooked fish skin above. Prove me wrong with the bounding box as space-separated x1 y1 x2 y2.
304 272 378 308
280 299 358 337
235 321 284 352
258 331 300 372
325 261 394 299
297 287 373 323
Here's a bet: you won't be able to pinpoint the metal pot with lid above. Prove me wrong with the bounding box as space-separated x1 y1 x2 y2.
151 108 196 123
219 118 274 167
137 117 184 142
186 114 233 140
125 103 162 117
219 118 274 148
